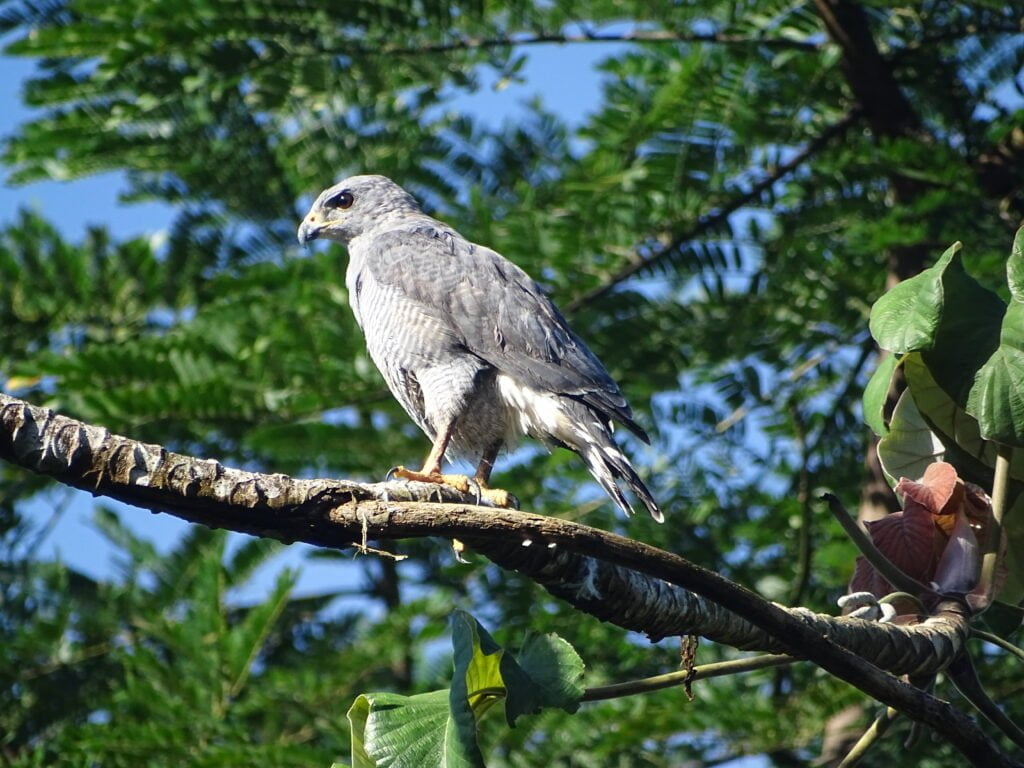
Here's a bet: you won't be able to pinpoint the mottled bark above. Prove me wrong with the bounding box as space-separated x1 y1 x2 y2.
0 393 1015 767
0 391 963 670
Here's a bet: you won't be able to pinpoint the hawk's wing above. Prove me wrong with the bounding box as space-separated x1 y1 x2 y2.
360 225 648 441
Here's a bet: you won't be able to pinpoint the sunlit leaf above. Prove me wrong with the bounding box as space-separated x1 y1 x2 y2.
966 227 1024 446
869 242 960 354
862 352 899 437
877 387 945 486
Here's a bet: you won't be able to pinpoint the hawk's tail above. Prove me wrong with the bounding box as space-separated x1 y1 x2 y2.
572 418 663 523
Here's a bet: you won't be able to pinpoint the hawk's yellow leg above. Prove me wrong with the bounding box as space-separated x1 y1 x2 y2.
390 421 472 493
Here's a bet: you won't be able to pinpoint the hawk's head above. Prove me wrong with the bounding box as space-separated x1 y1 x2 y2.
298 174 421 245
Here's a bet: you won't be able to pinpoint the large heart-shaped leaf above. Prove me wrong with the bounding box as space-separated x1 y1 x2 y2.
868 239 1006 410
904 353 1024 484
877 386 945 486
348 611 585 767
348 690 479 768
504 632 585 724
966 227 1024 446
869 242 960 354
451 611 584 727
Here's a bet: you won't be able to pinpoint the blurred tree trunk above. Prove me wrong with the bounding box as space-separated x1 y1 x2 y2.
813 0 927 522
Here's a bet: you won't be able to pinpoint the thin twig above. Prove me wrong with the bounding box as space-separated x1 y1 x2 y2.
972 629 1024 663
582 654 794 702
23 486 75 555
19 640 116 681
948 653 1024 750
838 706 900 767
362 29 825 58
822 493 938 598
566 110 861 311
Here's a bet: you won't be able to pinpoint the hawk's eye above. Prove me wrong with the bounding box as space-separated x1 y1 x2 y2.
326 190 354 210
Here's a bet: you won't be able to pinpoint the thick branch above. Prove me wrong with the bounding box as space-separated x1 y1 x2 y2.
0 392 961 669
0 393 1015 767
565 110 859 311
812 0 935 285
812 0 920 138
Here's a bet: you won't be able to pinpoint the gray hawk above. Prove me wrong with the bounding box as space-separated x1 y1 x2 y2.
298 175 662 522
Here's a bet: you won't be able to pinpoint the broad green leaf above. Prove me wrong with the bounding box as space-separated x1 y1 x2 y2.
869 240 1006 411
918 254 1006 409
450 612 501 710
904 353 1024 484
868 242 959 354
504 633 585 724
903 354 1024 604
966 227 1024 446
450 612 584 727
877 386 944 486
348 690 477 768
347 612 585 767
862 352 899 436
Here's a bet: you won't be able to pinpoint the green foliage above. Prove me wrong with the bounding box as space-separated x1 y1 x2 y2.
2 0 1024 764
969 228 1024 447
867 228 1024 606
0 513 363 766
867 230 1024 462
348 611 583 768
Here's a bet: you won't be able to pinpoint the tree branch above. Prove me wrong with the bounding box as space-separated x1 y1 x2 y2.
948 653 1024 750
0 393 1016 767
565 110 860 312
838 706 899 768
811 0 920 137
359 29 824 58
581 654 795 702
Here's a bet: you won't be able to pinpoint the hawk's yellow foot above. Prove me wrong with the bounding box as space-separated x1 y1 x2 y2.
472 478 519 509
389 466 472 494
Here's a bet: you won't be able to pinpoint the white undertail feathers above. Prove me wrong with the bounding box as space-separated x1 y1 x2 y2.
497 375 663 522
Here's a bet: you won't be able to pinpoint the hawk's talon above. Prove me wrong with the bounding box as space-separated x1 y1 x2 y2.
389 466 472 495
438 473 472 494
472 481 518 509
466 477 483 506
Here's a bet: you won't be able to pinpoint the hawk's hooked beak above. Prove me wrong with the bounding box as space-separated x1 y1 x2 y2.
297 212 323 245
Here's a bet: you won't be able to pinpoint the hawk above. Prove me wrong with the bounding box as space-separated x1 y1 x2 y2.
298 175 662 522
